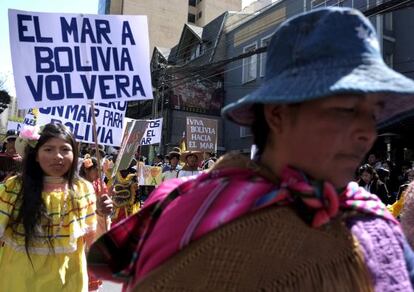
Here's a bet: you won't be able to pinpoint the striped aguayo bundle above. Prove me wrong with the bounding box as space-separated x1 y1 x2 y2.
134 206 373 292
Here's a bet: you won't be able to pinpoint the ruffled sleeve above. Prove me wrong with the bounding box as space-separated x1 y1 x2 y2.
70 179 97 239
0 177 20 238
388 194 405 218
401 183 414 248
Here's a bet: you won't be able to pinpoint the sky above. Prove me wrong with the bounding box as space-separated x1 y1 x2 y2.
0 0 100 96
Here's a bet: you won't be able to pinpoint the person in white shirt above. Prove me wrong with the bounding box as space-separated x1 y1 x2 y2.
161 151 182 181
178 152 200 178
201 152 216 170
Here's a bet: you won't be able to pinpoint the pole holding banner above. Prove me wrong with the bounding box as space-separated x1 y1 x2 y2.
90 101 109 231
136 145 142 191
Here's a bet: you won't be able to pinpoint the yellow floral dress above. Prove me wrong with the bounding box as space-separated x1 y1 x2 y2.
0 176 97 292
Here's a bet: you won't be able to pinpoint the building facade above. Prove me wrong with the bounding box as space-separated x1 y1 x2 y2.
147 12 231 154
99 0 241 52
223 0 301 153
101 0 414 161
222 0 414 157
98 0 242 158
189 0 242 26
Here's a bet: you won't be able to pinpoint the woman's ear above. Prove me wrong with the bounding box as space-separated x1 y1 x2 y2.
263 104 288 135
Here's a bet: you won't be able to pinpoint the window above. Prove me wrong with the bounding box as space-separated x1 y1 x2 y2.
188 13 196 23
198 11 202 19
189 0 196 7
242 43 258 83
190 43 204 60
311 0 326 8
338 0 352 7
384 12 393 31
260 36 272 77
240 126 252 138
384 53 394 68
326 0 339 6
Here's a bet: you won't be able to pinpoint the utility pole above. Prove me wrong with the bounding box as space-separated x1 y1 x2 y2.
149 52 168 161
158 63 166 155
148 53 160 164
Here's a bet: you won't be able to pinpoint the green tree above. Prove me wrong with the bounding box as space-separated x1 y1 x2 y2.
0 75 11 115
0 90 11 115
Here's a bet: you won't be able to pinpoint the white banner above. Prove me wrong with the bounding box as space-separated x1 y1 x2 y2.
6 121 20 132
37 102 126 146
112 119 148 175
141 118 162 145
186 116 218 152
6 108 37 131
9 9 153 109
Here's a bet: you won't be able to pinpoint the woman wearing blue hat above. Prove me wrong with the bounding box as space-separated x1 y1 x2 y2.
88 7 414 291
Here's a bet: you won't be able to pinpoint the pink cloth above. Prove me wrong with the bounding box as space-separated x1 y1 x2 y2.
87 167 397 291
131 168 396 288
135 169 274 281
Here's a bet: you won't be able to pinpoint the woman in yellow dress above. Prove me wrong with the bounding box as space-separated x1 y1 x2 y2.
0 123 111 291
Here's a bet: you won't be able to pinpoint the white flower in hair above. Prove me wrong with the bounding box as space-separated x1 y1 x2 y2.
355 25 380 52
15 125 43 157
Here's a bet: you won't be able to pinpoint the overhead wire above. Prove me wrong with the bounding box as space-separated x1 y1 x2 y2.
158 0 413 88
156 0 400 77
165 56 414 93
151 0 280 72
159 0 393 83
144 0 414 117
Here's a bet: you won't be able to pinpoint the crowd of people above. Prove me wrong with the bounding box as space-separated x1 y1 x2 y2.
3 6 414 292
159 149 217 181
0 123 218 291
355 153 414 205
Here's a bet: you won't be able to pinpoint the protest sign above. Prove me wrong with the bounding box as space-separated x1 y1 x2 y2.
7 108 38 131
9 9 153 109
112 119 148 176
141 118 162 145
6 121 20 132
37 101 126 146
137 165 162 186
186 117 218 152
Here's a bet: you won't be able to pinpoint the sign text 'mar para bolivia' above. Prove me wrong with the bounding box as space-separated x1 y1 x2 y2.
9 9 153 109
37 102 126 146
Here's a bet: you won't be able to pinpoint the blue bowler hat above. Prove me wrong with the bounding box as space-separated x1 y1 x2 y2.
222 7 414 126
